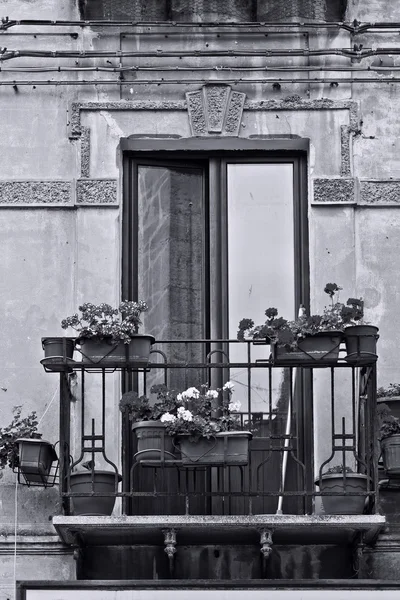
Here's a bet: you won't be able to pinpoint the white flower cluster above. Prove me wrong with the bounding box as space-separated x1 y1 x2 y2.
228 400 241 412
160 412 177 423
223 381 235 391
177 406 193 421
177 386 200 402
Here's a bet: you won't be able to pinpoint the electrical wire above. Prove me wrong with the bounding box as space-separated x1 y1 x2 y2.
1 18 400 35
2 65 400 74
2 76 400 86
1 47 400 61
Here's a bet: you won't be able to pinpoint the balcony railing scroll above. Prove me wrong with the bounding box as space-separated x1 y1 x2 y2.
47 338 379 517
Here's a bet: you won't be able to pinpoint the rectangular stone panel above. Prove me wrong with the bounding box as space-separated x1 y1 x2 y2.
76 179 118 205
313 178 355 203
360 180 400 204
0 181 72 205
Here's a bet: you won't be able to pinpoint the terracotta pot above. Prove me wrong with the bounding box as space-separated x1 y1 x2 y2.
381 435 400 478
41 337 75 371
315 473 369 514
177 431 252 466
344 325 379 364
69 470 121 516
132 421 176 461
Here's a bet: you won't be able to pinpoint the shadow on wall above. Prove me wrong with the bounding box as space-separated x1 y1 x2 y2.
79 0 348 22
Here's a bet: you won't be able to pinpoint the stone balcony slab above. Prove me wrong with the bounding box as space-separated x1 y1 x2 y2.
53 514 386 548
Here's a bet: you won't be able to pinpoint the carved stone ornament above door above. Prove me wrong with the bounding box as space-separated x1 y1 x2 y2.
186 84 246 137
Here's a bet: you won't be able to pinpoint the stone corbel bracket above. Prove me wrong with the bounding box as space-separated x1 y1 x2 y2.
162 528 177 576
186 85 246 137
259 527 274 561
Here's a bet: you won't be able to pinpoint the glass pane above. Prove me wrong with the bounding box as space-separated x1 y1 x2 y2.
227 163 295 414
137 164 204 387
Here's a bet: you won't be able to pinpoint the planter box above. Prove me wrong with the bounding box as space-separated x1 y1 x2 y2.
178 431 252 466
41 337 75 372
16 438 58 486
271 332 342 365
381 434 400 478
132 420 177 462
77 334 155 367
69 470 121 516
344 325 379 365
315 473 369 514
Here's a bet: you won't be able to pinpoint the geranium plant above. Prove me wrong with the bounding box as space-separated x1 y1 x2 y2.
61 300 148 344
377 403 400 440
0 406 39 470
323 464 354 475
159 381 242 442
377 383 400 399
119 384 182 423
237 283 364 349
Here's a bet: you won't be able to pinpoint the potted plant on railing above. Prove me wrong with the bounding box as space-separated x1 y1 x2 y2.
41 337 75 372
314 464 370 514
237 283 378 365
0 406 58 487
160 381 252 466
119 384 182 462
68 460 121 516
60 300 155 367
340 297 379 365
377 403 400 479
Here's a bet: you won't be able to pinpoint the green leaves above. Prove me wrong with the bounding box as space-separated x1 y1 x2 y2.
61 300 149 343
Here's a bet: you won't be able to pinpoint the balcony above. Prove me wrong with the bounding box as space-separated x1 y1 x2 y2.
47 338 385 562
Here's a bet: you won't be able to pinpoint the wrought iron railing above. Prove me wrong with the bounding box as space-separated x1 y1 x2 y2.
51 339 378 516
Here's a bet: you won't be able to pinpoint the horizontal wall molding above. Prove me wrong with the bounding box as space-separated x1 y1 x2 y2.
312 177 356 204
360 180 400 205
0 179 118 207
312 178 400 207
0 180 72 205
76 178 118 205
70 96 359 138
69 94 358 178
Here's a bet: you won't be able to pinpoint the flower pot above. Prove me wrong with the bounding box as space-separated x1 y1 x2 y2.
16 438 58 486
77 334 155 367
344 325 379 364
69 470 121 516
381 435 400 478
271 332 342 365
177 431 252 466
132 420 176 461
41 337 75 371
315 473 369 514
